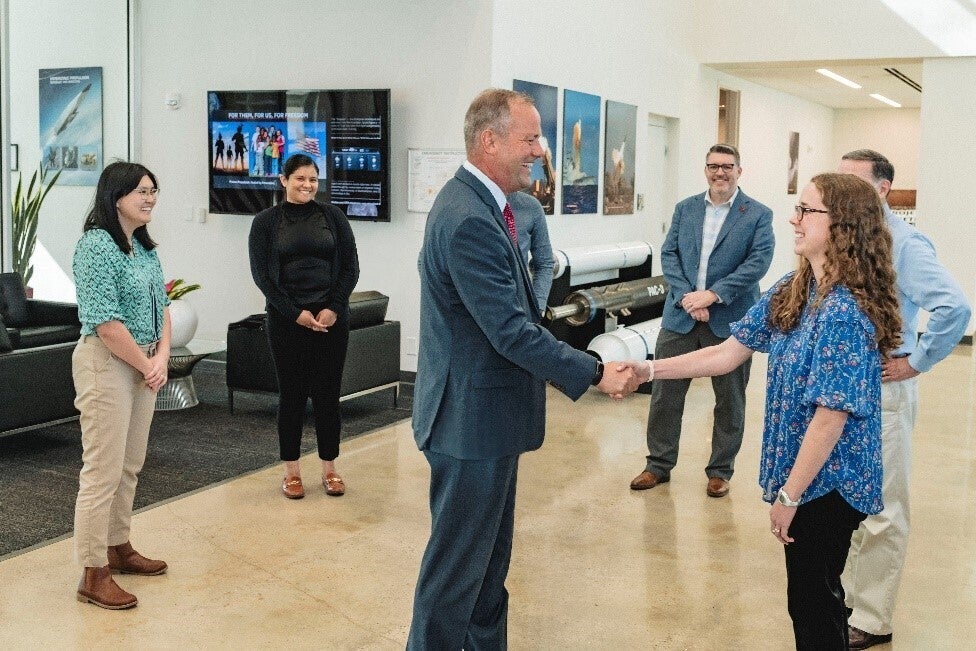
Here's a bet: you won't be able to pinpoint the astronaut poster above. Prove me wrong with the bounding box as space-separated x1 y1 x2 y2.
38 67 103 186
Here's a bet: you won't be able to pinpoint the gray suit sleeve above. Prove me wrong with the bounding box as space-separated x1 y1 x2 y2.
448 214 593 400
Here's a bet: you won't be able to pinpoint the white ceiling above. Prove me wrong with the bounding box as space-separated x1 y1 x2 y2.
710 59 923 109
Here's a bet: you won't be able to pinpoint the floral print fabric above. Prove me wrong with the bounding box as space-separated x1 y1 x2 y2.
731 273 883 515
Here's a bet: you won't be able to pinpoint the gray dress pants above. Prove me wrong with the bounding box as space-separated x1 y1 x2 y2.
644 322 751 480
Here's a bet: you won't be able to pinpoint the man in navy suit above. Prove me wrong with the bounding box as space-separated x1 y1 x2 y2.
630 144 774 497
408 89 641 650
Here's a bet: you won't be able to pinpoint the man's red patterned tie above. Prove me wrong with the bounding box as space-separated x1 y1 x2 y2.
503 203 518 246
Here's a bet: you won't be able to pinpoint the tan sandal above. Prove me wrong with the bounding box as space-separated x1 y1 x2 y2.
323 472 345 497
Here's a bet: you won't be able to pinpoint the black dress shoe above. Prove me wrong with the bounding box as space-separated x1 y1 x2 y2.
848 625 892 649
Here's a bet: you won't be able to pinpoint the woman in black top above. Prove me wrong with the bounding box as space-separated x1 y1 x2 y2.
248 153 360 499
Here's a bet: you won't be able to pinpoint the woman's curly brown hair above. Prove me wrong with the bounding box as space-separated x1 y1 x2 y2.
768 172 902 356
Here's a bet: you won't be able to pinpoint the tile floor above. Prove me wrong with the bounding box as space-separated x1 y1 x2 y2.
0 348 972 649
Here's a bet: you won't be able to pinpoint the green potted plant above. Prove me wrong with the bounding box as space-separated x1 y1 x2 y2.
11 165 61 291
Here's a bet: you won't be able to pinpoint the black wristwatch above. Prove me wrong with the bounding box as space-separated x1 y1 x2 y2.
591 360 604 386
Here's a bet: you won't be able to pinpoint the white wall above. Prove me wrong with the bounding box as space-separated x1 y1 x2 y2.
832 108 920 189
136 0 494 369
13 0 954 373
709 70 835 288
694 0 976 63
137 0 839 369
7 0 129 294
918 57 976 332
491 0 834 292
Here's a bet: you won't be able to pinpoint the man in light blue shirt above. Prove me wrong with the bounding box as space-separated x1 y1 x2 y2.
838 149 971 650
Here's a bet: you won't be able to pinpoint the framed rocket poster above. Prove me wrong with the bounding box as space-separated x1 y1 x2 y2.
561 89 600 214
603 100 637 215
38 67 103 185
513 79 558 214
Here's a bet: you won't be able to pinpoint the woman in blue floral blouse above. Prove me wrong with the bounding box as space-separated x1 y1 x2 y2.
71 162 171 610
630 173 902 649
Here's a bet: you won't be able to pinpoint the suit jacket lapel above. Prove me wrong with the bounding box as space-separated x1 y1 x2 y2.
689 195 706 262
454 168 539 321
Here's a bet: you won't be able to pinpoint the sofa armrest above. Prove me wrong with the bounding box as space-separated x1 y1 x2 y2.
348 291 389 330
28 299 80 327
341 320 400 398
0 341 79 433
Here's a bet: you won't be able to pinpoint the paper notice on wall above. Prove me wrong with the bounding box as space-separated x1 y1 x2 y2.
407 149 466 213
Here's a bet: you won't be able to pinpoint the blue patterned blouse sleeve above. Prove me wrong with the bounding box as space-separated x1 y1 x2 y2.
802 316 875 418
73 231 123 328
730 296 771 352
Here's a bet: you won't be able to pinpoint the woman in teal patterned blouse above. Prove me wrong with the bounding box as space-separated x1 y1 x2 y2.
71 162 171 610
628 173 902 649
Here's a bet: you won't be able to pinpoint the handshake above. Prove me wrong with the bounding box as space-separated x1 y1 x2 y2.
595 360 654 401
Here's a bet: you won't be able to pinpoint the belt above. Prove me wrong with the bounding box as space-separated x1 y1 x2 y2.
82 335 158 357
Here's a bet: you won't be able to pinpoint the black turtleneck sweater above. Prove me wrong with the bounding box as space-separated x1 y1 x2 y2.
277 201 335 305
248 199 360 321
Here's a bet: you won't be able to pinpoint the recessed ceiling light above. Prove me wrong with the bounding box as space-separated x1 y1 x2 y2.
869 93 902 108
816 68 862 89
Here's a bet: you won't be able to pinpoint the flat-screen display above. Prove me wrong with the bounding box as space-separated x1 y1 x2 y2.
207 89 390 221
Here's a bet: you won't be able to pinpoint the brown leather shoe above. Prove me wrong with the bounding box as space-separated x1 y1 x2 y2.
324 472 345 497
77 565 138 609
706 477 730 497
848 625 892 649
108 542 167 576
630 471 669 490
282 476 305 499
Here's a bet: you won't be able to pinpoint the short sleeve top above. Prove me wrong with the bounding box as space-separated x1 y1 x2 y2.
73 229 169 345
730 273 883 515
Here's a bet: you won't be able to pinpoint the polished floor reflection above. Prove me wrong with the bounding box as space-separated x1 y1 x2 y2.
0 348 973 649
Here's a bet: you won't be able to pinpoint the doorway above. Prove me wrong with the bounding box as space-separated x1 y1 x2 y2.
646 113 679 276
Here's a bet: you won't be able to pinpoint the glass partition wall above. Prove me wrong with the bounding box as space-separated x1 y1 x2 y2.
0 0 132 300
1 0 13 271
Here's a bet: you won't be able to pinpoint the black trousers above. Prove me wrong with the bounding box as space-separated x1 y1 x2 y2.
266 306 349 461
784 490 868 651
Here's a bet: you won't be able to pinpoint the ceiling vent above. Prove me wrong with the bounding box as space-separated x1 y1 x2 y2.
884 68 922 92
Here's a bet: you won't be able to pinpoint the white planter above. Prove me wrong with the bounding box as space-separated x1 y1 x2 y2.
168 298 198 348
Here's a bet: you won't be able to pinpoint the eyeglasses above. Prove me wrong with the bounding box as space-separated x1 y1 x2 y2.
705 163 736 172
794 205 829 221
133 188 159 197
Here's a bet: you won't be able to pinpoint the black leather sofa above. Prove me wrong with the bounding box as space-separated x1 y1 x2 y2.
226 290 401 412
0 272 82 435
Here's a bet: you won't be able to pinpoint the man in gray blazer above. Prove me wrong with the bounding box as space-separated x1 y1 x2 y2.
631 144 774 497
408 89 640 649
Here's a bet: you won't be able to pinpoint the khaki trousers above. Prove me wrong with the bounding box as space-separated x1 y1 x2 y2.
72 335 157 567
842 377 919 635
